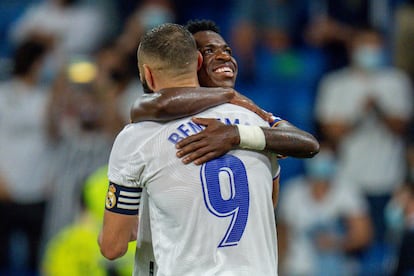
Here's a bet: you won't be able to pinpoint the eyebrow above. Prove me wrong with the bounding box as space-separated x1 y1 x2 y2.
199 43 230 49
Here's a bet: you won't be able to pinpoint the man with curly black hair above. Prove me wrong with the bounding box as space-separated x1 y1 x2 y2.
131 19 319 169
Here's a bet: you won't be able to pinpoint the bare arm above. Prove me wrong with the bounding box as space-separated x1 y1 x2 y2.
98 210 138 260
130 87 273 123
176 118 319 165
314 213 373 253
0 173 11 201
341 214 373 252
367 97 410 136
263 121 320 158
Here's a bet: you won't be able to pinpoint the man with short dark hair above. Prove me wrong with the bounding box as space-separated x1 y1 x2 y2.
99 23 279 275
130 20 319 213
131 19 319 167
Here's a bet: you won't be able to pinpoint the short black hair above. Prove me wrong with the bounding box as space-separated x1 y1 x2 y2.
185 19 220 35
12 39 48 76
138 23 198 71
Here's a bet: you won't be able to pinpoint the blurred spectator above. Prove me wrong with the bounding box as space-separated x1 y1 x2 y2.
42 166 135 276
0 0 36 75
394 0 414 82
228 0 323 179
115 0 176 78
43 56 124 243
0 39 52 275
230 0 308 82
315 27 413 247
278 145 372 276
95 43 143 122
305 0 397 71
106 0 173 120
42 0 170 242
9 0 108 84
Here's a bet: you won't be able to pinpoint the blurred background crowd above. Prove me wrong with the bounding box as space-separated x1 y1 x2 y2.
0 0 413 275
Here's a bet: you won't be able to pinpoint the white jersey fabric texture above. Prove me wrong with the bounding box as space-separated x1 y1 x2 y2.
108 103 278 276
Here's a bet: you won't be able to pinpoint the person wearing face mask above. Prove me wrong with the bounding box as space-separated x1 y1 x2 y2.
277 145 372 276
314 27 413 271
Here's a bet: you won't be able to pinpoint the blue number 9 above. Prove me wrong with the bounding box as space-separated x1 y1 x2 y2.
200 154 250 247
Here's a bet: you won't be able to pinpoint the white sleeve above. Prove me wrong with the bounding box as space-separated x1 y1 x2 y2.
108 125 146 188
315 72 357 123
315 74 340 122
9 5 42 44
376 70 413 118
335 184 368 216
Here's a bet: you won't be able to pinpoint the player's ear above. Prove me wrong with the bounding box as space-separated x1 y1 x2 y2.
143 64 156 91
197 51 203 71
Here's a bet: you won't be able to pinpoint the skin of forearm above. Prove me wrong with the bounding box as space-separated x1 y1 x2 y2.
340 216 373 252
263 125 320 158
369 100 409 135
272 178 280 208
382 117 408 136
99 212 138 260
0 174 11 201
130 87 234 122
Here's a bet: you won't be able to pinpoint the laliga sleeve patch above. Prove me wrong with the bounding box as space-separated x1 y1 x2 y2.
105 182 142 215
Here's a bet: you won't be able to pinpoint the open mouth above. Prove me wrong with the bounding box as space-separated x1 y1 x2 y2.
213 65 234 77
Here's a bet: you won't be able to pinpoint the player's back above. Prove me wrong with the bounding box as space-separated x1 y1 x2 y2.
110 104 278 276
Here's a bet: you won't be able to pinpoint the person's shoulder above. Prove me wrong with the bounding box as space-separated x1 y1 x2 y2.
117 122 160 138
378 67 411 81
0 79 13 88
0 80 15 99
331 179 364 202
28 1 52 14
321 67 352 82
113 123 153 149
279 176 309 212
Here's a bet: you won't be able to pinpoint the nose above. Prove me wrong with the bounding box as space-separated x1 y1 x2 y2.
215 50 231 61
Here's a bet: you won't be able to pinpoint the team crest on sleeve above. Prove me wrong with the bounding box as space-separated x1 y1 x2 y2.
105 184 117 209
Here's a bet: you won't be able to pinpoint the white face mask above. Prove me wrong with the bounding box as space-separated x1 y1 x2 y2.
352 45 385 70
305 150 336 180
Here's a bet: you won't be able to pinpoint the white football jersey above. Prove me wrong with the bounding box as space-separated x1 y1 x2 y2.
108 103 278 276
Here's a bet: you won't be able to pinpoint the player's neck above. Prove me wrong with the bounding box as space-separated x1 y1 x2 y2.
157 75 200 90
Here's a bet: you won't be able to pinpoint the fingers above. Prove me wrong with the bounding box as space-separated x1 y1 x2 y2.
176 137 207 157
175 117 231 165
176 117 217 149
179 145 217 165
176 133 203 149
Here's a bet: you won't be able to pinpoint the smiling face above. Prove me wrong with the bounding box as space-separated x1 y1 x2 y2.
193 31 238 88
